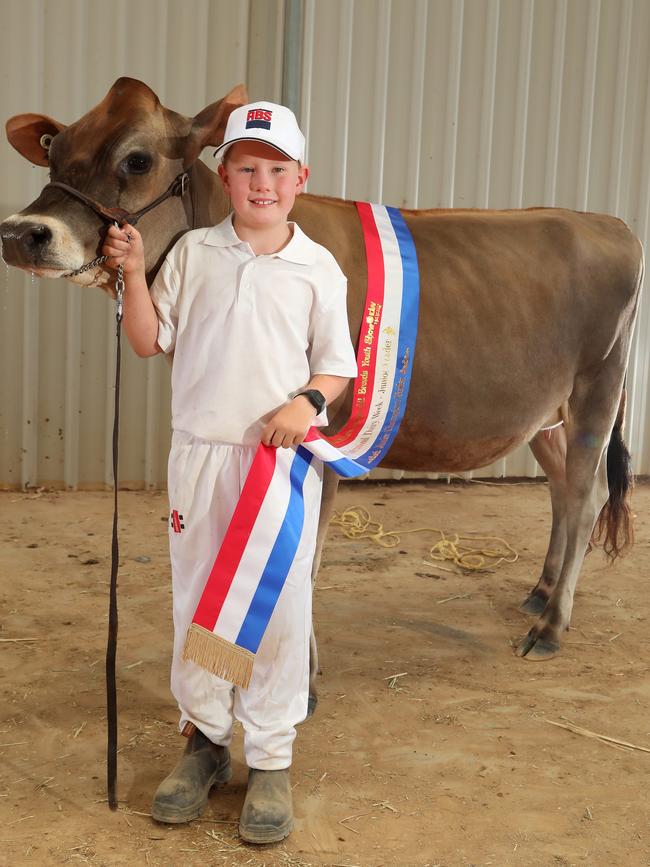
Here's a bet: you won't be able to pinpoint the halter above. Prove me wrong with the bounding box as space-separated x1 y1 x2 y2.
43 170 191 276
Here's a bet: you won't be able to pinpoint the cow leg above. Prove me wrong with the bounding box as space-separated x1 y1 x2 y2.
518 353 627 660
520 426 568 615
306 467 341 719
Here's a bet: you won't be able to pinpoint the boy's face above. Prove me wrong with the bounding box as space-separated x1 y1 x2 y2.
218 141 309 232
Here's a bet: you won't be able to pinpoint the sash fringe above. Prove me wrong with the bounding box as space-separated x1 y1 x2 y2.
183 623 254 689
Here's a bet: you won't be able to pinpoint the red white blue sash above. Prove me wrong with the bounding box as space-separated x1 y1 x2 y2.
183 203 419 687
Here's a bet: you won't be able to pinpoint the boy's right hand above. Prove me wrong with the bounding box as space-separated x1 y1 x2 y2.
102 223 145 275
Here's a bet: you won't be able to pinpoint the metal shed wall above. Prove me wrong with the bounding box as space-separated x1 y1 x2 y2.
1 0 649 489
0 0 285 489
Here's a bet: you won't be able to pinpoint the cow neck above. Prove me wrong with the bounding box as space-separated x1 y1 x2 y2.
190 158 230 228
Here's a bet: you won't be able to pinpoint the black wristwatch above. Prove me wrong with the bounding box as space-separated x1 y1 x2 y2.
294 389 326 415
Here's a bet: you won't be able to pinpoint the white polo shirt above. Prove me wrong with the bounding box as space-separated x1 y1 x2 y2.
150 215 358 445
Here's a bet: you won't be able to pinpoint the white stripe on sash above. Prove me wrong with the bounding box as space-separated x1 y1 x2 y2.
342 205 404 457
214 447 294 643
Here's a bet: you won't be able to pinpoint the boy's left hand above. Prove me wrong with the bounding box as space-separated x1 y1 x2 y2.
262 397 318 448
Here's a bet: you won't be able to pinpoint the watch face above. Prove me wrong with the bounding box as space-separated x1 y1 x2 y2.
303 390 325 413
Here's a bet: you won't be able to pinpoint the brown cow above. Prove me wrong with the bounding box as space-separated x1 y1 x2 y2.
1 79 644 709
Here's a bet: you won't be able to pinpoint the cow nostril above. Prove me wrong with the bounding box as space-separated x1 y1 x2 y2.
19 223 52 251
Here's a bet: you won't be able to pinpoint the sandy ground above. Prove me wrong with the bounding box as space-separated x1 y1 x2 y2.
1 479 650 867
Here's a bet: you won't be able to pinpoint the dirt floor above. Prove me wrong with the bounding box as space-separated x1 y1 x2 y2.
1 479 650 867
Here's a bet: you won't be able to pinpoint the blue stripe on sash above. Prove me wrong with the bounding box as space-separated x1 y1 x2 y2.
357 207 419 468
325 455 367 477
236 446 314 654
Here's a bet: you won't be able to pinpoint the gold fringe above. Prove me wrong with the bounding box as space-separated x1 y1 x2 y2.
183 623 254 689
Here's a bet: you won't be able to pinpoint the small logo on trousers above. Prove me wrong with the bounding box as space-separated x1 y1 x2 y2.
170 510 185 533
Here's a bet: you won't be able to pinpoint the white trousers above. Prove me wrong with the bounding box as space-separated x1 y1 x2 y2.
167 430 323 769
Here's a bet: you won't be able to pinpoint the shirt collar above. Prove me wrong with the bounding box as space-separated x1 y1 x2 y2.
201 214 316 265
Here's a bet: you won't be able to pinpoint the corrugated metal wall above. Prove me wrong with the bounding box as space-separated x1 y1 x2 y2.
0 0 285 489
1 0 649 489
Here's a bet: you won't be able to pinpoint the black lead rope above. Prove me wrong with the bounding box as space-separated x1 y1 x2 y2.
44 172 193 810
107 266 124 810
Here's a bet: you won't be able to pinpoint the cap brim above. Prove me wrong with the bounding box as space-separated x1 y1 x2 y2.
213 136 301 162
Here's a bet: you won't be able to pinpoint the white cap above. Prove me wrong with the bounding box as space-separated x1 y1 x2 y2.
214 101 306 163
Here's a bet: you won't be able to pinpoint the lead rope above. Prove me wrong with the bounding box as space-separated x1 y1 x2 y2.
107 263 124 810
43 175 194 810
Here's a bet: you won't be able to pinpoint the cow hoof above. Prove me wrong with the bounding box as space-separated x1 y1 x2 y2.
519 591 547 616
516 628 560 660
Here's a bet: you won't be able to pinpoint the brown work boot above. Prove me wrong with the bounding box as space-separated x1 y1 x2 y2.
151 729 231 824
239 768 293 844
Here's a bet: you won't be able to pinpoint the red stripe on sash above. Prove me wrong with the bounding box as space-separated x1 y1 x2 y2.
193 444 278 631
328 202 385 448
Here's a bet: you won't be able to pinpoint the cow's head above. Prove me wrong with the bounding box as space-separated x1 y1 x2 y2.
1 77 246 292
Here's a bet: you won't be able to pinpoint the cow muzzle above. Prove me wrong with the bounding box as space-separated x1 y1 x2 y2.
0 213 90 277
1 218 53 267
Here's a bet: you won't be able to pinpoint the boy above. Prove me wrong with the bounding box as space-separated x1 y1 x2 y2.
102 101 357 843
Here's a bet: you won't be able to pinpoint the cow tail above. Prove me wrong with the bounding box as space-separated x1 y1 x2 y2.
591 387 634 560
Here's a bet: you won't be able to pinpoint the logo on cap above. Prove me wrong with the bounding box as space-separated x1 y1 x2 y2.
246 108 273 130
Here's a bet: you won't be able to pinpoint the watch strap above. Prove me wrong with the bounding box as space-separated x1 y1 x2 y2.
294 389 326 414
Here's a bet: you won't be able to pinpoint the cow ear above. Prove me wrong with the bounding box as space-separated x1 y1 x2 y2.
185 84 248 166
6 113 67 167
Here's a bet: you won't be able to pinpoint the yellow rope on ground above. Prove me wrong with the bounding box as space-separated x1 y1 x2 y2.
329 505 518 573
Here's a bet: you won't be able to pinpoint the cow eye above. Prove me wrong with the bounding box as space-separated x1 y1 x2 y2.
123 152 152 174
